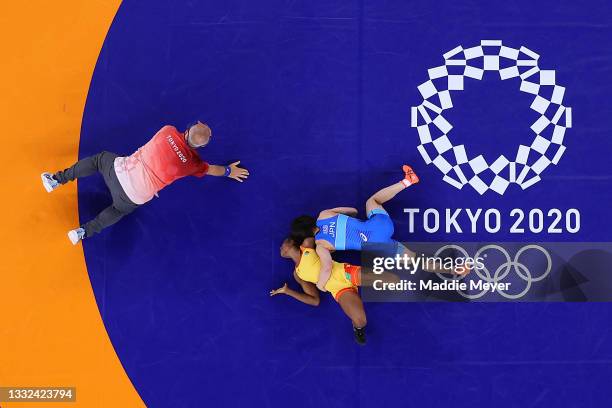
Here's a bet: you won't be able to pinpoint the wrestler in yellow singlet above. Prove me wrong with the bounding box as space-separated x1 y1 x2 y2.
295 247 361 302
272 237 368 345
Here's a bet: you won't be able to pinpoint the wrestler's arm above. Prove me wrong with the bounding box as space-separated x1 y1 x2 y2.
319 207 358 218
269 273 320 306
315 244 334 292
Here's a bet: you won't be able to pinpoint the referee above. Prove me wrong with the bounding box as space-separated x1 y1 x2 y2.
41 121 249 244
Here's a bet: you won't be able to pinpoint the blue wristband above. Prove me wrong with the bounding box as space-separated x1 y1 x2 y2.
224 166 231 177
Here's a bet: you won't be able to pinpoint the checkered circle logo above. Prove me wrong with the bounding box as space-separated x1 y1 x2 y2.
411 40 572 195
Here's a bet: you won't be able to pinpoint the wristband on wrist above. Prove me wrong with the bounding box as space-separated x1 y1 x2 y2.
224 166 231 177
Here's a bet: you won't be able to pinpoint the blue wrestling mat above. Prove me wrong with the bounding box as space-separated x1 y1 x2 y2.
77 1 612 407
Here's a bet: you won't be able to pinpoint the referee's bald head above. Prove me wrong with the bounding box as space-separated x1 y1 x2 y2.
187 121 212 147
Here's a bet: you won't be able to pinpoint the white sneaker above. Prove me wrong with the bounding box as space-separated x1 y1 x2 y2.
68 227 86 245
41 172 60 192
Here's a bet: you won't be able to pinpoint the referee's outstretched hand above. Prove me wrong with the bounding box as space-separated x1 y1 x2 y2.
228 161 249 182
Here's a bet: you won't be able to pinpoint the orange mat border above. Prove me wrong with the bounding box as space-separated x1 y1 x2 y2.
0 1 144 406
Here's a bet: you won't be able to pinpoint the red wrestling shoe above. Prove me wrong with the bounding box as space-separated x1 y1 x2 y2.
402 165 420 186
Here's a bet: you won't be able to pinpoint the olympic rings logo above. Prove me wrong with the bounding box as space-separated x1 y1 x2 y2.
434 244 552 300
411 40 572 195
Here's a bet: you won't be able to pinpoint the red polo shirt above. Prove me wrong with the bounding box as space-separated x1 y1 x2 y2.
114 125 209 204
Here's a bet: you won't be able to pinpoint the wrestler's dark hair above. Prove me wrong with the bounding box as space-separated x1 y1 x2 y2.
283 236 299 249
290 215 316 245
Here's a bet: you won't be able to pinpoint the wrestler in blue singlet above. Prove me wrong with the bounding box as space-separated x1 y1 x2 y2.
315 209 395 250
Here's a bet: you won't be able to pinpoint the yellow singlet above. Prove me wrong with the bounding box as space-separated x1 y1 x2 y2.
295 248 361 301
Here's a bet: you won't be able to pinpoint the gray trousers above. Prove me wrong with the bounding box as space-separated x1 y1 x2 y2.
54 151 139 238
